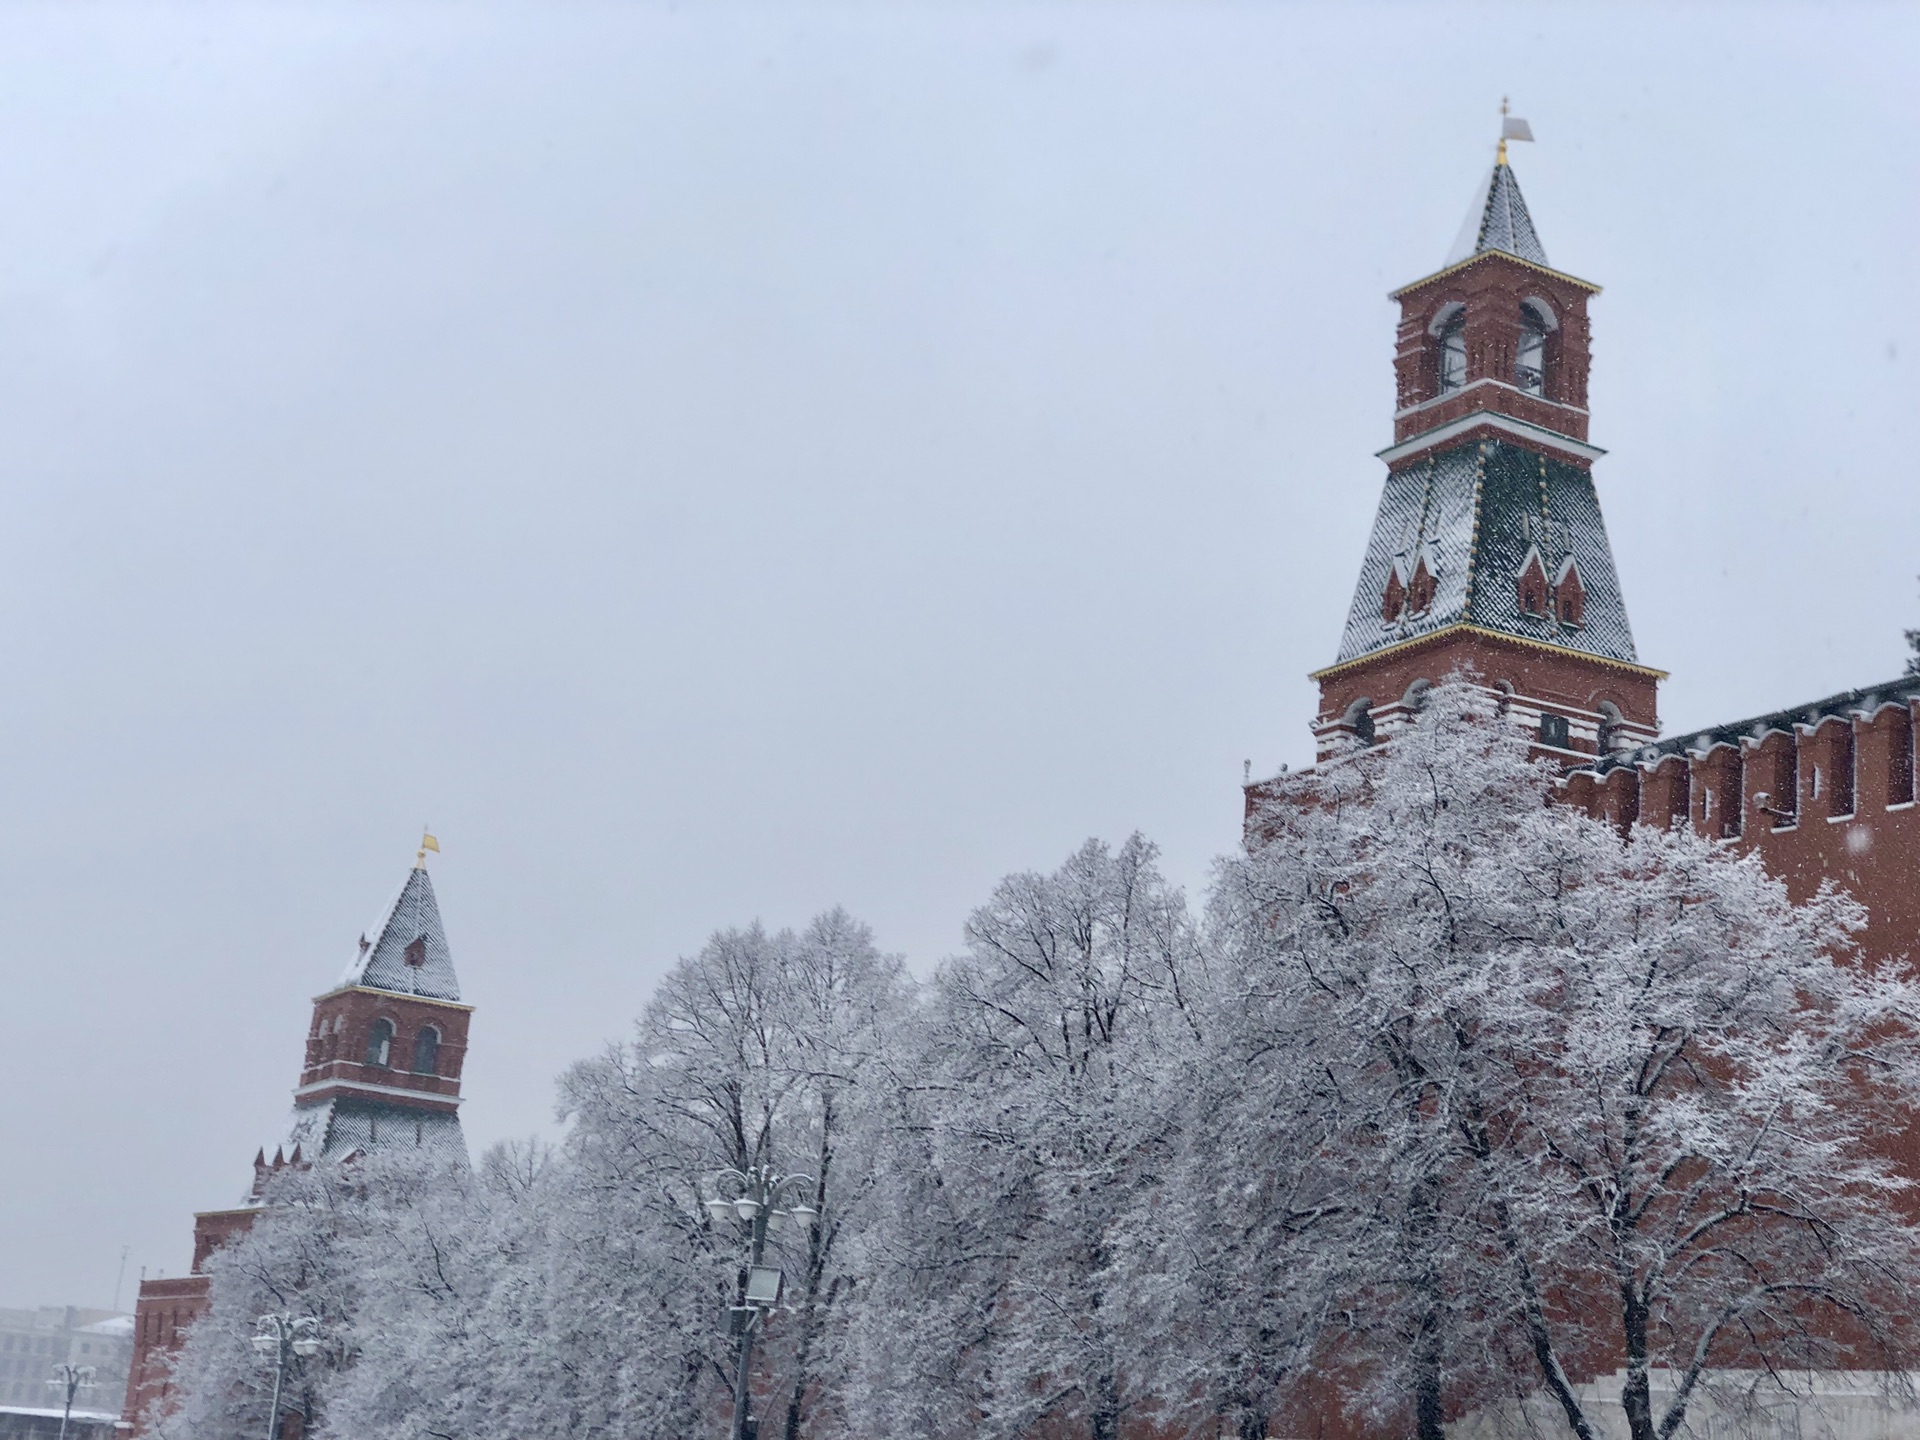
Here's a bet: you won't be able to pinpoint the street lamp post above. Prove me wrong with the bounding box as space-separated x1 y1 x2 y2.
250 1314 322 1440
45 1363 95 1440
703 1165 820 1440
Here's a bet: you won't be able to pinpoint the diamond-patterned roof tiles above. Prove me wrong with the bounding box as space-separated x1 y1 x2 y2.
282 1098 468 1168
1444 160 1549 269
1335 440 1637 668
338 866 462 1003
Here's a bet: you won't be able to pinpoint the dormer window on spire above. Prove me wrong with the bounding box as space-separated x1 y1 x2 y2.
1407 555 1437 615
1517 550 1550 617
1554 557 1585 627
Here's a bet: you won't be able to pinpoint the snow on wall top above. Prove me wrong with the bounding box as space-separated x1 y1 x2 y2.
1444 160 1549 269
337 866 462 1003
1335 440 1637 668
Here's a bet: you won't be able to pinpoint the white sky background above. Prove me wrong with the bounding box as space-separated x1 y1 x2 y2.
1 1 1916 1310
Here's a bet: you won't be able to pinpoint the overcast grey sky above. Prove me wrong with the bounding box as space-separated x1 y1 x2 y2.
1 1 1916 1311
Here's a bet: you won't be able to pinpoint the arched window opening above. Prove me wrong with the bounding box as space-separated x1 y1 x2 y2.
1516 300 1553 395
1596 701 1623 758
365 1018 395 1069
413 1026 441 1076
1345 698 1376 746
1538 712 1570 749
1437 311 1467 394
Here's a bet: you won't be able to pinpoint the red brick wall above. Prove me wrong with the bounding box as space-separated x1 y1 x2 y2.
1392 251 1595 442
299 987 469 1110
122 1275 211 1437
1313 628 1661 743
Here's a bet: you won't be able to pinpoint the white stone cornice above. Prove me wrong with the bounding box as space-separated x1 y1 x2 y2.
1378 409 1606 466
293 1078 463 1107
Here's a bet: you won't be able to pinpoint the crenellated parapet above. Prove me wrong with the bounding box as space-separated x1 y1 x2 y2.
1552 681 1920 967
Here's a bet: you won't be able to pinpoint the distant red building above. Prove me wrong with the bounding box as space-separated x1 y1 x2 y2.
120 858 473 1436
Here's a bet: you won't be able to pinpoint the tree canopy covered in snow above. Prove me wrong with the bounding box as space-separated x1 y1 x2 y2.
153 679 1920 1440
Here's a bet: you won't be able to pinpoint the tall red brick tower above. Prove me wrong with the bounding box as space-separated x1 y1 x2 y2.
1300 146 1663 765
121 852 472 1435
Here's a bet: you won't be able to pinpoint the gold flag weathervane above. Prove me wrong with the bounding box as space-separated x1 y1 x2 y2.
1497 97 1535 166
416 828 441 868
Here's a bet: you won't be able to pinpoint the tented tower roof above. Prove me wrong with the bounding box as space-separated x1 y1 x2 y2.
1444 159 1549 268
336 865 462 1002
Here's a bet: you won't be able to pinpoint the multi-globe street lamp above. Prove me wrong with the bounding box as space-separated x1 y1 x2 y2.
703 1165 821 1440
250 1313 322 1440
45 1363 95 1440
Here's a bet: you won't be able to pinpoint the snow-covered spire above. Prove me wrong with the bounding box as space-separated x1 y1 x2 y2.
338 864 462 1002
1443 158 1549 269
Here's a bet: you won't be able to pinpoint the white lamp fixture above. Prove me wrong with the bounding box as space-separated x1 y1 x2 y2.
733 1197 762 1222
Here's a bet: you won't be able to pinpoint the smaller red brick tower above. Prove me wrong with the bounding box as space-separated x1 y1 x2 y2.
282 857 471 1164
121 851 472 1436
1297 141 1664 768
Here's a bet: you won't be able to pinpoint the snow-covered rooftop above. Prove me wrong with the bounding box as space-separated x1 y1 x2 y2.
282 1096 467 1168
337 865 462 1003
1444 159 1549 269
1333 439 1638 671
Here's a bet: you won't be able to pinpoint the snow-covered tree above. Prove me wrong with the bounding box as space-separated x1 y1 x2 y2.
151 1165 368 1440
598 907 911 1440
164 909 908 1440
163 687 1920 1440
854 835 1199 1440
1228 676 1920 1440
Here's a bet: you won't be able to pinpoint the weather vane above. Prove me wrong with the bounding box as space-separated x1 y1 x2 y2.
1497 97 1535 166
415 826 440 869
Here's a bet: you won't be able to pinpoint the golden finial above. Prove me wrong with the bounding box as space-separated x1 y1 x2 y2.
415 827 441 869
1494 97 1533 167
